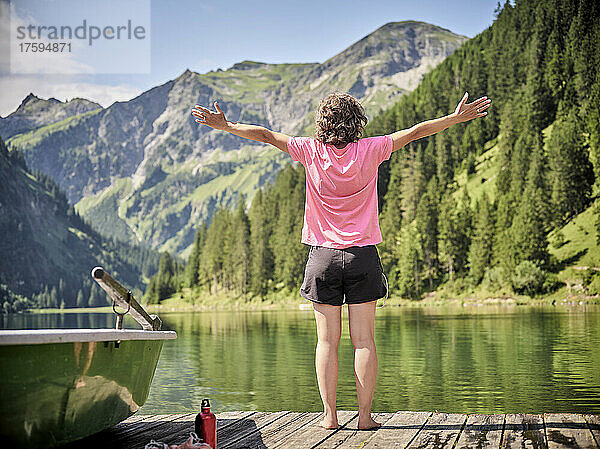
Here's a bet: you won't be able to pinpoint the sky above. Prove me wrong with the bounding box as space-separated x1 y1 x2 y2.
0 0 501 117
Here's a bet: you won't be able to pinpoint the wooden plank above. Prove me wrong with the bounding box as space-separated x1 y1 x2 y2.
63 414 190 449
217 411 258 432
269 411 357 449
454 414 504 449
261 413 327 448
220 412 319 449
545 413 598 449
110 413 182 434
584 415 600 448
319 412 394 448
218 410 291 448
120 413 197 449
122 413 153 424
502 414 546 449
405 412 467 449
268 413 323 449
361 411 432 449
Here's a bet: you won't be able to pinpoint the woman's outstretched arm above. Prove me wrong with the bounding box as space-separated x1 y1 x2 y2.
191 102 290 153
390 92 492 152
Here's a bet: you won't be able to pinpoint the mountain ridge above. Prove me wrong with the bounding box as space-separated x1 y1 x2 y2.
4 21 468 255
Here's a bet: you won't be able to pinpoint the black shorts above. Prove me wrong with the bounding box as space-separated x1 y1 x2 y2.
300 245 387 306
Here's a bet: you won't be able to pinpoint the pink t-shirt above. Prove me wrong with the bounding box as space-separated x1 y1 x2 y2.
287 135 393 249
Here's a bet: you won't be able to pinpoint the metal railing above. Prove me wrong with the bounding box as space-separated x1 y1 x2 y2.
91 266 162 331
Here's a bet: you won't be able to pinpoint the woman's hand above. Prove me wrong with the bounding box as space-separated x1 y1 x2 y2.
191 102 231 130
190 101 290 152
452 92 491 123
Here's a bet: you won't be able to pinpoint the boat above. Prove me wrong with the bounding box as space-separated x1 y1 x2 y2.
0 267 177 448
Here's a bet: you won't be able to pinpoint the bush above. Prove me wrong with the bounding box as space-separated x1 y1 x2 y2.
585 271 600 295
542 272 561 293
448 276 470 295
482 266 507 291
465 153 477 175
510 261 547 296
551 230 566 249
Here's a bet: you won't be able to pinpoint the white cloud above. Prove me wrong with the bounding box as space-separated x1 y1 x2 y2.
0 75 142 116
7 2 95 75
6 0 150 75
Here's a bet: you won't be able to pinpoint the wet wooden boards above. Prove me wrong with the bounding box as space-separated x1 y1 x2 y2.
64 411 600 449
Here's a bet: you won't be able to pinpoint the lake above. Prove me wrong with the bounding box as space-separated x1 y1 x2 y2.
2 304 599 415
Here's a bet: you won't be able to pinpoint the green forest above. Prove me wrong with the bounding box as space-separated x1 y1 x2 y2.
0 137 160 313
146 0 600 304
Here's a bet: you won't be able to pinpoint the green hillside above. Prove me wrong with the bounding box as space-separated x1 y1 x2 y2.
368 0 600 300
0 137 159 312
450 125 600 300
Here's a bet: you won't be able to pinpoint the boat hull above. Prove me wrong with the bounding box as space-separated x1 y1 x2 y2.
0 338 164 447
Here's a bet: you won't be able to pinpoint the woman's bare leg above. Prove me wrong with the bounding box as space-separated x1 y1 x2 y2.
313 302 342 429
348 300 380 430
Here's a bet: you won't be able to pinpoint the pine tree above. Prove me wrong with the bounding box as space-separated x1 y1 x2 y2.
270 166 307 291
156 252 176 301
379 159 404 281
49 286 58 309
454 188 473 275
249 189 270 298
415 180 439 290
468 192 495 285
76 289 86 308
547 108 594 225
396 221 422 298
400 147 426 223
201 208 231 295
144 276 159 304
437 191 472 282
509 141 551 269
435 132 454 190
58 278 66 304
231 194 251 296
187 223 207 288
89 285 105 307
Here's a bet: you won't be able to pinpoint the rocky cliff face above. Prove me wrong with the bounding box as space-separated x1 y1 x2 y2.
4 21 467 255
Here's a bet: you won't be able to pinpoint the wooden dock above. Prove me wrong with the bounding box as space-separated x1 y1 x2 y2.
65 411 600 449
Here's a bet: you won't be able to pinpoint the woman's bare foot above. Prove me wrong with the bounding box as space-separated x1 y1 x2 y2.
318 413 339 429
358 415 381 430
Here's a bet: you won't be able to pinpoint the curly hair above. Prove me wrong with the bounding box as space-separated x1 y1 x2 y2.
314 92 368 148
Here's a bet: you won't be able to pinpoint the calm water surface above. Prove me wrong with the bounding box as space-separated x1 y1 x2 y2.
3 305 599 414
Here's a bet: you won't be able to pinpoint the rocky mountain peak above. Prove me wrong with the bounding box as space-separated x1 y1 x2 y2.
21 92 39 105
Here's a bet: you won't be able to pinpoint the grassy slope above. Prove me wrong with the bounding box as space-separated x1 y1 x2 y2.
7 109 102 148
75 178 137 242
446 124 599 303
75 145 288 255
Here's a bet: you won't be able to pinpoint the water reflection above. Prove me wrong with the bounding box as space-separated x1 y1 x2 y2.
3 305 599 414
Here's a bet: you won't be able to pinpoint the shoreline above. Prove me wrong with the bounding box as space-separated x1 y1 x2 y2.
22 292 600 314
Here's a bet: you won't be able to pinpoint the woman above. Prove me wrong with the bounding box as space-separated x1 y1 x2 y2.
191 91 491 430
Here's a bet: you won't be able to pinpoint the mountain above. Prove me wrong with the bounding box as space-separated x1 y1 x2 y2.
0 94 101 140
0 137 158 311
3 21 467 255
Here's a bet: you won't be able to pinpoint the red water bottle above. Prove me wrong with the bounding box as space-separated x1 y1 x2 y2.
195 399 217 449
